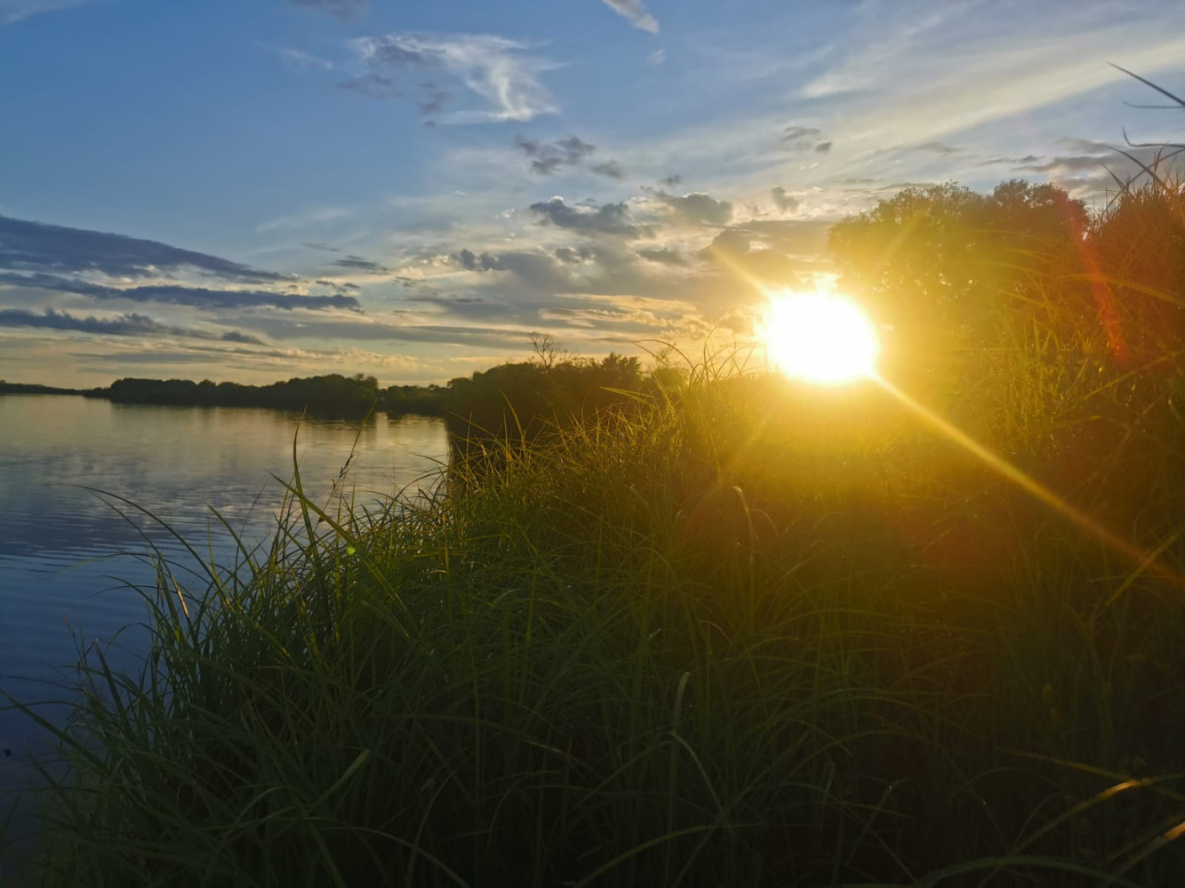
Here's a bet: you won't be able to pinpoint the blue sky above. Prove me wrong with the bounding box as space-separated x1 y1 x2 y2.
2 0 1184 386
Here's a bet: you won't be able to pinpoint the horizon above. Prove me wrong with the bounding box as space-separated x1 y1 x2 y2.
3 0 1185 388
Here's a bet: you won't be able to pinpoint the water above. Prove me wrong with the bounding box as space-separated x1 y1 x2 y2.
0 395 450 863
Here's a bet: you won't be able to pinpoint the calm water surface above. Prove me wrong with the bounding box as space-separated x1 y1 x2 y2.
0 395 449 852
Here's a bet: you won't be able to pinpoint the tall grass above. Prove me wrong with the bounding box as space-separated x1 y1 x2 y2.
5 173 1185 885
3 333 1184 886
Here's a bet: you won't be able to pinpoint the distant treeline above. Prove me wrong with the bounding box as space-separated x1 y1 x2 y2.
3 354 663 429
0 380 106 397
106 374 393 417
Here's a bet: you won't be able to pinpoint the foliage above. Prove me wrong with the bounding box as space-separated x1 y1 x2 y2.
106 373 381 416
442 352 645 446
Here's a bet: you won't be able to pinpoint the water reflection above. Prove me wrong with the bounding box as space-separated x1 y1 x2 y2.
0 395 450 855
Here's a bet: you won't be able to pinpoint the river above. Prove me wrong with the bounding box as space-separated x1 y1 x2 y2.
0 395 450 864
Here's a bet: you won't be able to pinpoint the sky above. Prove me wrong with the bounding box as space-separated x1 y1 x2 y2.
2 0 1184 387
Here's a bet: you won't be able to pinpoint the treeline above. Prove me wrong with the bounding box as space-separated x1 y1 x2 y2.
442 352 650 445
0 380 105 397
107 374 385 417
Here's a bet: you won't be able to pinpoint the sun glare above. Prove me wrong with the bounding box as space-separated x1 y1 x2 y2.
763 291 880 384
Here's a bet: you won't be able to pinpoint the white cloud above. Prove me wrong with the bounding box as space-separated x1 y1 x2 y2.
601 0 660 35
350 32 560 123
256 207 353 234
277 47 335 71
0 0 87 25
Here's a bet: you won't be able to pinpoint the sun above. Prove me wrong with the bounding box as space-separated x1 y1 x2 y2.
762 290 880 384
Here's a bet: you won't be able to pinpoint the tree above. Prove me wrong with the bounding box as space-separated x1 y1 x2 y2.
830 180 1087 350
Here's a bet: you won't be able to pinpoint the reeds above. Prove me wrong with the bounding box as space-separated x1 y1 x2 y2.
5 179 1185 885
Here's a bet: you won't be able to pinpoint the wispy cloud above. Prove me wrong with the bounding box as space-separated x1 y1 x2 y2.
0 307 265 344
275 47 335 71
255 207 352 234
601 0 659 35
287 0 366 23
0 271 361 312
1 214 291 283
800 1 1185 150
346 32 559 123
0 0 87 26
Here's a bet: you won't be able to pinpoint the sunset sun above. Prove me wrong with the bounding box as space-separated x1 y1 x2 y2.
763 291 880 384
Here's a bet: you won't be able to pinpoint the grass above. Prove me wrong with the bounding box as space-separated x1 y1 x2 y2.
5 178 1185 886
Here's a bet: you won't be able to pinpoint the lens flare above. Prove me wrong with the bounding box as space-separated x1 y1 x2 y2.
763 291 880 384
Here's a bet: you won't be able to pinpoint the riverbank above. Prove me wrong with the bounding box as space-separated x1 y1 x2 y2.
6 363 1184 887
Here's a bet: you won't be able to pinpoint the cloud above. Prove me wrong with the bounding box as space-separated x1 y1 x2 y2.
275 47 335 71
771 187 799 213
591 160 627 179
648 190 734 226
0 307 265 344
236 314 540 350
780 125 831 152
256 207 352 233
601 0 660 34
347 32 559 123
529 197 641 236
0 0 87 26
455 248 504 272
637 248 689 266
0 271 362 312
514 134 597 174
1 215 289 283
554 246 595 264
649 49 666 66
913 141 959 154
329 255 389 274
287 0 366 22
797 2 1185 151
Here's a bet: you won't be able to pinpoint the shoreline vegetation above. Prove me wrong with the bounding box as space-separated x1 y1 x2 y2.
4 172 1185 886
0 351 646 427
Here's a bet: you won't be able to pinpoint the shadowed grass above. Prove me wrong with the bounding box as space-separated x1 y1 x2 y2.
3 340 1184 886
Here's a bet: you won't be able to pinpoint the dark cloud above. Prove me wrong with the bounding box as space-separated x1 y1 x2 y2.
0 307 266 344
0 215 289 283
288 0 367 22
636 248 689 266
302 242 341 253
514 134 597 174
0 271 361 312
648 190 733 227
771 186 799 213
659 175 682 187
417 83 451 117
780 125 830 153
338 74 452 117
554 246 594 264
330 255 389 274
529 197 640 236
456 249 504 272
591 161 626 180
